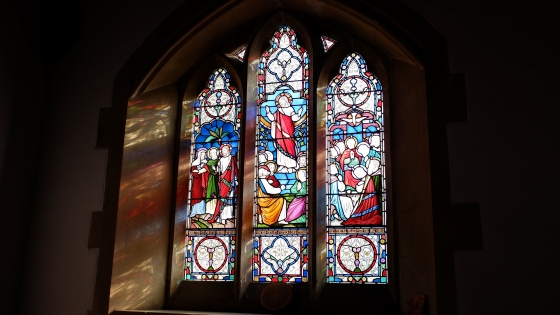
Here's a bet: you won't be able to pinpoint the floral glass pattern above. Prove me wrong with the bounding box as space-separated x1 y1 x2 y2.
325 53 387 283
253 26 309 282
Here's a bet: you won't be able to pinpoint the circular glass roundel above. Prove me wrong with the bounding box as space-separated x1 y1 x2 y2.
203 90 235 118
336 235 377 274
194 236 228 273
335 76 372 107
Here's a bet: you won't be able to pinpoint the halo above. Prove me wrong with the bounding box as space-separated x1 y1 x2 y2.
367 158 381 175
259 91 307 128
356 142 370 157
369 134 381 148
275 92 293 107
335 141 346 155
258 165 271 178
265 161 278 173
344 136 358 149
264 151 274 161
295 168 306 181
328 163 339 175
207 147 219 158
258 151 267 164
352 165 367 179
220 143 232 151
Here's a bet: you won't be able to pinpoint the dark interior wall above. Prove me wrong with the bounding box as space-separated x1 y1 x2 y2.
0 1 46 314
0 1 184 314
403 1 560 314
0 0 557 314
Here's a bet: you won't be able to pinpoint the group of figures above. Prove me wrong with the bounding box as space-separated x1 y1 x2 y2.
255 91 308 227
326 53 385 227
189 144 238 227
328 134 383 226
187 68 241 229
254 25 310 229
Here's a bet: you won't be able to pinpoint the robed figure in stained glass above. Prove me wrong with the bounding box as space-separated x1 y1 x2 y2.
342 157 382 226
329 161 352 221
285 168 307 221
257 165 287 225
210 144 237 225
265 93 302 173
338 136 362 191
189 148 208 218
204 147 220 221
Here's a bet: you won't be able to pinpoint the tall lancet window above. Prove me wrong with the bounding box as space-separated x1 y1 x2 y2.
253 26 309 283
184 68 241 281
325 53 388 283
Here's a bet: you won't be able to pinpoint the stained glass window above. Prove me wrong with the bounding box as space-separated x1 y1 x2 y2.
253 26 309 283
234 45 248 62
325 53 387 283
184 68 241 281
321 35 336 53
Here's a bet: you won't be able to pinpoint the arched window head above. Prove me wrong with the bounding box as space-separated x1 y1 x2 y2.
253 26 309 283
326 53 387 284
258 25 309 100
185 68 241 281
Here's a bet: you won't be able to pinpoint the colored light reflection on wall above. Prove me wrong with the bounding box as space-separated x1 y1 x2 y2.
110 84 178 310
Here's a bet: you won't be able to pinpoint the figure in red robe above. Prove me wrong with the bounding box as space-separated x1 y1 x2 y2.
342 174 382 226
337 136 362 190
265 92 302 173
189 148 208 217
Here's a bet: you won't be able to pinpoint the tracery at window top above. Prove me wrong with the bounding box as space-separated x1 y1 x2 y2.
184 68 241 281
253 26 309 283
325 53 388 283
